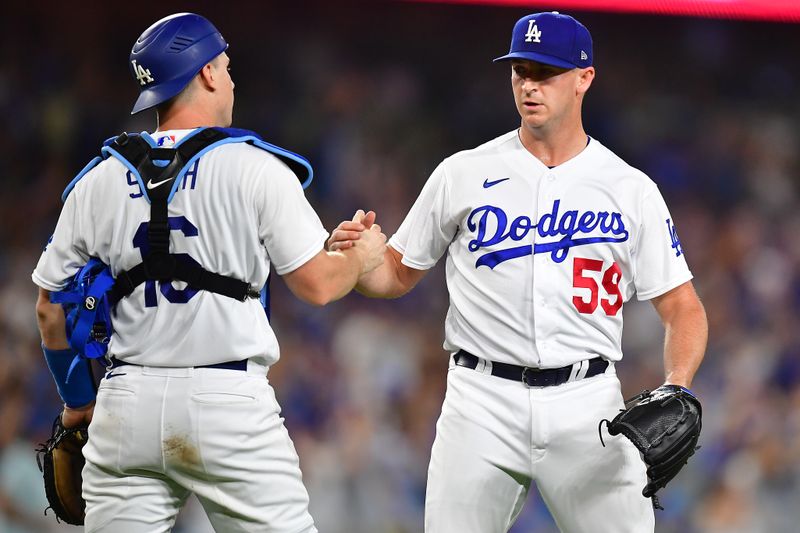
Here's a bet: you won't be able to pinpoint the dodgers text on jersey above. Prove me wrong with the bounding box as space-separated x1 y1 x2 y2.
467 199 629 268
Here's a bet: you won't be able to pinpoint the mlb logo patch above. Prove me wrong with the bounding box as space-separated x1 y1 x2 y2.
157 135 176 147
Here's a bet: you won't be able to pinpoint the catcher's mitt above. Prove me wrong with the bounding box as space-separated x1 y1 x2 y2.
36 414 88 525
601 384 702 509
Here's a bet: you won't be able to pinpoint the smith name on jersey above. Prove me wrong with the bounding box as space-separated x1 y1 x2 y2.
389 131 692 368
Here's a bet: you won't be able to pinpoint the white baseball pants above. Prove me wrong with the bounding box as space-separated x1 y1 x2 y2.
82 362 317 533
425 358 655 533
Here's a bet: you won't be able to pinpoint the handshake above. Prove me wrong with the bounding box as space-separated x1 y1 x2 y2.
328 209 387 275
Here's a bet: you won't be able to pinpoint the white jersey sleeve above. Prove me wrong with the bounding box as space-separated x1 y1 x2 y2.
632 185 693 300
389 162 456 270
32 177 93 291
256 158 328 275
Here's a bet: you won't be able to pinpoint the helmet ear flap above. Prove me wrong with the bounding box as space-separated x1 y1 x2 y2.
129 13 228 114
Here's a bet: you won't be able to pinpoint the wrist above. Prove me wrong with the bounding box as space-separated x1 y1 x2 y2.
64 400 96 412
662 382 697 398
347 244 372 275
664 372 693 390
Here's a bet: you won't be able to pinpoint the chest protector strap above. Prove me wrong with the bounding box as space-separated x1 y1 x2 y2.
105 128 256 304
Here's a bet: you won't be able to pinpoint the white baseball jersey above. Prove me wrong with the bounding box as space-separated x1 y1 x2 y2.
390 130 692 368
32 128 328 367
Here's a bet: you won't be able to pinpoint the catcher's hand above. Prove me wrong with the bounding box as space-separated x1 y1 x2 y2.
36 413 89 525
602 384 702 507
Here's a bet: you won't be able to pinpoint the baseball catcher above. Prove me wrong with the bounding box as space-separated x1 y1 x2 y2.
601 384 702 509
32 11 386 531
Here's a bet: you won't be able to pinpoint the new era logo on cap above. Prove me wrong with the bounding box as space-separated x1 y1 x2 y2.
494 11 593 69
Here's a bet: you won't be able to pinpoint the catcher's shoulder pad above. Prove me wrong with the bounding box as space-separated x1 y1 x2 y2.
36 415 89 526
61 127 314 204
214 127 314 189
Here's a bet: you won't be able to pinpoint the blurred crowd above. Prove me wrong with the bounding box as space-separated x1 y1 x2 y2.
1 2 799 532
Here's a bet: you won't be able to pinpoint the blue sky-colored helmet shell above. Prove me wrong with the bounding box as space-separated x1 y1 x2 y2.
129 13 228 114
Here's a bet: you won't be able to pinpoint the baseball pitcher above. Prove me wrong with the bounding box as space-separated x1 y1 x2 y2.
328 12 707 533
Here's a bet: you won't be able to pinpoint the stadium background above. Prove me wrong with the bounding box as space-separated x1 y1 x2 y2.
1 1 798 531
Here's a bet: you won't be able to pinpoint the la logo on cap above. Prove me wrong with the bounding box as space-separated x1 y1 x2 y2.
493 11 593 69
525 19 542 43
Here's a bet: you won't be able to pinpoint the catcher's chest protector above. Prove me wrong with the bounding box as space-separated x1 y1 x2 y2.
64 127 313 312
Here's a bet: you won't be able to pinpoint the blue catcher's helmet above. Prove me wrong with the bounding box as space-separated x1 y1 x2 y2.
129 13 228 114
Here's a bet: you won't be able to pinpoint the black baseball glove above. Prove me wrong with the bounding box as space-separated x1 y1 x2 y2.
36 413 88 525
601 384 702 508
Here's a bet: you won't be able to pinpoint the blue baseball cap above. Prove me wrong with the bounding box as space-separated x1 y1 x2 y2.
494 12 593 69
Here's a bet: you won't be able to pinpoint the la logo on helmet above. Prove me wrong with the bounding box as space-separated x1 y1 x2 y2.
525 19 542 43
132 60 155 86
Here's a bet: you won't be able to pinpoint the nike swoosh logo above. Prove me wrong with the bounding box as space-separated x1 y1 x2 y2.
146 177 172 189
104 372 127 379
483 177 510 188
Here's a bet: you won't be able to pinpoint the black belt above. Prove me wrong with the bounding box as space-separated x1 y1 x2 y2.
454 350 608 387
107 356 247 372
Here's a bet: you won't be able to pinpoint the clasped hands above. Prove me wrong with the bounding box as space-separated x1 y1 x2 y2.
328 209 386 274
